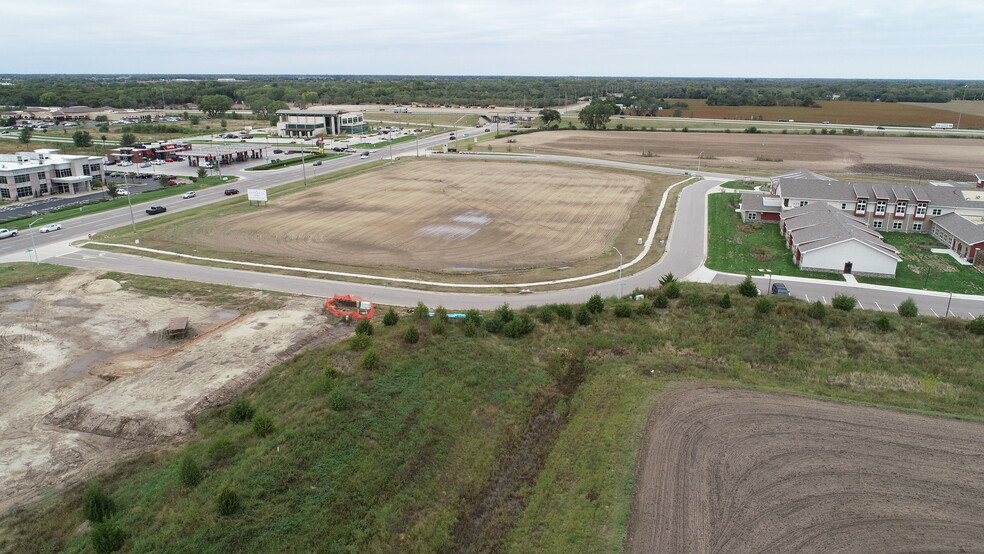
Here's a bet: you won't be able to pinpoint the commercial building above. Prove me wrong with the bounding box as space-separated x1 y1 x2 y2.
107 141 192 164
275 109 368 138
0 149 104 200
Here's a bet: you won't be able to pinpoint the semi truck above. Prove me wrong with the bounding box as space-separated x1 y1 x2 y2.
932 123 954 129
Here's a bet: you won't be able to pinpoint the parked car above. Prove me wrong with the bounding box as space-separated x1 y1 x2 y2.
145 206 166 215
164 158 176 162
182 191 197 199
139 162 151 168
116 188 130 196
38 223 62 233
771 283 790 296
344 148 356 153
151 160 164 165
224 188 239 196
273 149 283 154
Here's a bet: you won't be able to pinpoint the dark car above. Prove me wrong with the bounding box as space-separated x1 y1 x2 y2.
876 126 885 130
771 283 790 296
145 206 167 215
313 161 323 166
273 149 283 154
224 188 239 196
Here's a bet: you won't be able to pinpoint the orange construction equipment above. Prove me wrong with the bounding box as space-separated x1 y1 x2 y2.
326 294 375 319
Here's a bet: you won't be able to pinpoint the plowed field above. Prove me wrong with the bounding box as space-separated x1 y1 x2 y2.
627 386 984 553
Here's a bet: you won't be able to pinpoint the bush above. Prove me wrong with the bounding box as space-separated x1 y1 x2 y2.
349 333 372 351
652 294 669 309
575 307 591 326
755 297 773 314
429 317 447 335
968 315 984 335
90 520 126 553
552 304 574 320
327 388 353 411
613 303 633 318
737 275 759 297
82 482 116 523
414 301 429 320
179 455 202 487
382 307 399 326
635 301 652 316
404 326 420 343
719 293 732 309
484 316 505 334
683 292 702 308
659 273 676 286
875 314 894 332
355 319 374 336
207 439 236 462
197 167 207 179
252 412 275 437
434 305 449 322
362 349 381 370
503 314 536 338
494 303 515 323
586 294 604 314
664 281 681 299
216 488 242 516
807 301 827 320
898 298 918 318
462 319 478 337
464 309 483 328
228 396 255 423
832 294 857 311
537 306 556 323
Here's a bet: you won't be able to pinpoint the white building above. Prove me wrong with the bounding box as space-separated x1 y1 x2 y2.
275 109 368 138
0 149 104 201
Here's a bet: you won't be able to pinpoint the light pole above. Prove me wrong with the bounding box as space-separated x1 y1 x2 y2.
759 268 772 293
29 217 42 264
946 291 953 317
697 151 705 174
301 147 308 187
613 246 623 297
956 85 968 129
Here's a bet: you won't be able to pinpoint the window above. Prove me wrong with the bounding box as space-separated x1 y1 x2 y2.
856 199 867 212
841 203 848 210
931 208 943 216
14 174 30 184
915 204 927 216
892 221 903 230
875 200 886 214
37 172 46 181
55 168 72 178
895 201 907 216
799 201 809 207
747 212 758 221
0 176 6 184
39 182 48 194
16 185 32 198
0 188 9 198
873 220 883 229
913 222 922 231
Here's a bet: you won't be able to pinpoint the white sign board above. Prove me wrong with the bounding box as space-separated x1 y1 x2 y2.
247 189 268 202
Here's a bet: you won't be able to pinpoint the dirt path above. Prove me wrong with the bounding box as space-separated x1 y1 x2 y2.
0 270 341 515
626 385 984 553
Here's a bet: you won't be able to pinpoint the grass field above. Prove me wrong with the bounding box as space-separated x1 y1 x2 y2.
364 112 481 127
3 279 983 553
704 193 843 280
857 232 984 294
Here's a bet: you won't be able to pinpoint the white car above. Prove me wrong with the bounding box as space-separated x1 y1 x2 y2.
116 189 130 196
182 191 197 199
151 160 165 165
38 223 62 233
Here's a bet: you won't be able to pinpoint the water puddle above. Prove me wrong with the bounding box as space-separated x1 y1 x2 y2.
5 300 34 311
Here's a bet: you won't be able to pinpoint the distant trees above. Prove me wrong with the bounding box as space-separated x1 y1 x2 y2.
197 94 233 117
578 101 618 130
18 126 32 144
539 108 561 127
119 132 136 147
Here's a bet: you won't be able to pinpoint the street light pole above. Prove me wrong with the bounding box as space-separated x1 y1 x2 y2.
29 217 42 264
946 292 953 317
301 147 308 187
956 85 968 129
697 151 705 174
613 246 623 297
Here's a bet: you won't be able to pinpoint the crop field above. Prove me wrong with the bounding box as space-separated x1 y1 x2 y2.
627 386 984 553
623 99 984 128
117 159 670 281
504 130 984 178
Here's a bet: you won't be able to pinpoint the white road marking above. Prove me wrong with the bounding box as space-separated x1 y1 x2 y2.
875 302 882 311
58 256 103 264
931 308 939 316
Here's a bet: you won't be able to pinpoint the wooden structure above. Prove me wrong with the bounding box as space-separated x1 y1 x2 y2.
165 317 190 338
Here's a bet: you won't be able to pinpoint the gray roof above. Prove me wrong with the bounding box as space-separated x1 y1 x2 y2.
781 202 900 260
931 213 984 245
276 109 346 116
777 178 984 210
740 192 781 213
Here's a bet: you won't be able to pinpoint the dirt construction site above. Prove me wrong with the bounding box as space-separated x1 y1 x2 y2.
0 270 346 515
626 385 984 553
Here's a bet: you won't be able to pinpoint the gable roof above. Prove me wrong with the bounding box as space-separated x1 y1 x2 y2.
781 202 901 260
740 192 781 213
776 177 983 210
932 212 984 245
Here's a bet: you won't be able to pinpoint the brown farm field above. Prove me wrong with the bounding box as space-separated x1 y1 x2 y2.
639 99 984 128
502 130 984 179
627 385 984 553
102 159 679 285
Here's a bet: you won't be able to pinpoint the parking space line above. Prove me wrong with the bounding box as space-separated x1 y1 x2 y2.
931 308 939 316
875 302 882 311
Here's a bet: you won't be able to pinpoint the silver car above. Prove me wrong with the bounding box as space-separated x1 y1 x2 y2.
38 223 62 233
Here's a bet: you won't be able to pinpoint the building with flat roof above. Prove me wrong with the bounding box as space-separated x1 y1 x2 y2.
107 140 192 164
275 109 368 138
0 149 104 201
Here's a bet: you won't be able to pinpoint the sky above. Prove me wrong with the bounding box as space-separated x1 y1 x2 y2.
4 0 983 79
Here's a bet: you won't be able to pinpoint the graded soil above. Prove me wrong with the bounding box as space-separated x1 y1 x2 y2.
627 386 984 553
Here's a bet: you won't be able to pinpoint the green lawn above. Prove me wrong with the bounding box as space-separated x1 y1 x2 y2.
857 232 984 294
705 192 843 280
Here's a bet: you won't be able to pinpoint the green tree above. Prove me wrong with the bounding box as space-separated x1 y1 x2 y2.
198 94 233 117
807 301 827 320
575 306 591 325
301 91 320 106
83 482 116 523
383 307 399 326
197 166 208 179
414 301 429 321
18 126 32 144
189 115 200 125
539 108 561 127
105 182 120 198
72 130 92 147
362 349 381 370
404 326 420 344
737 275 759 297
968 315 984 335
90 520 126 553
159 174 169 187
832 294 857 311
179 455 202 487
898 298 918 318
586 294 604 313
578 101 617 130
652 294 669 309
355 318 374 336
119 132 136 147
719 293 732 309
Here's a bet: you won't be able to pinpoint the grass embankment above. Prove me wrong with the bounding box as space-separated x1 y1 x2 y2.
364 113 481 127
97 271 288 312
857 232 984 294
246 152 346 171
705 192 843 280
0 176 238 228
3 284 983 552
0 262 74 287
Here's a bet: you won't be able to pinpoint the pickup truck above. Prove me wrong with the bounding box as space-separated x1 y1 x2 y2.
0 228 18 239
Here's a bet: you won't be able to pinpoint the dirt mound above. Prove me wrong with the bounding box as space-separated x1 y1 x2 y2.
83 279 121 294
626 386 984 553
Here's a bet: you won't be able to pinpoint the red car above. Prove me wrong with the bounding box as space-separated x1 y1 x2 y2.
165 158 176 162
224 188 239 196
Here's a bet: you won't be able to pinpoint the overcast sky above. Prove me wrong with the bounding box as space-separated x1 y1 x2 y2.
5 0 982 78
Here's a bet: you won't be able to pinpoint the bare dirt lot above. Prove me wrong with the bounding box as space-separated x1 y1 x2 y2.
627 385 984 553
504 131 984 178
0 270 342 515
144 159 651 273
